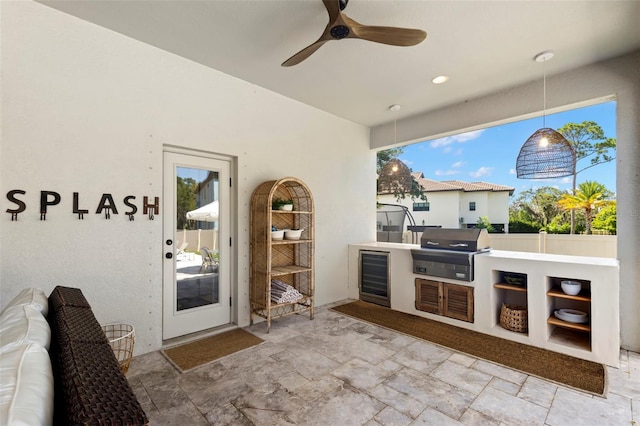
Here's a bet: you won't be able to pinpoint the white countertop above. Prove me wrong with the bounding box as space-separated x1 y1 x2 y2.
351 242 618 267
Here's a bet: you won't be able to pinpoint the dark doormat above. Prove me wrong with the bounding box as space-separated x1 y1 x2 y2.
331 300 606 396
162 328 264 372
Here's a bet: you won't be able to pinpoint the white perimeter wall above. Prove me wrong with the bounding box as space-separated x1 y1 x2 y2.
0 1 374 354
372 50 640 351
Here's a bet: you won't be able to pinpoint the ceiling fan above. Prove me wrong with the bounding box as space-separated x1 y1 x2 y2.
282 0 427 67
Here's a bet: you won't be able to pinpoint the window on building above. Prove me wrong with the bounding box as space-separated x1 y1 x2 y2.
469 202 476 211
413 202 430 211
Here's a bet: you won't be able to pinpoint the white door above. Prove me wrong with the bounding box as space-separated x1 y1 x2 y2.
163 150 232 340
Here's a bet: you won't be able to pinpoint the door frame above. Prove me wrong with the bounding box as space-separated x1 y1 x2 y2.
162 145 237 340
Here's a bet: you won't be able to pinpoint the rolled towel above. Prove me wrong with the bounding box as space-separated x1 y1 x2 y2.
270 279 303 304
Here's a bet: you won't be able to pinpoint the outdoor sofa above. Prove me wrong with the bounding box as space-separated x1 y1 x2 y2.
0 286 148 425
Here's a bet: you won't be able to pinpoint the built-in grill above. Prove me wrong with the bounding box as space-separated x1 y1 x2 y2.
411 228 490 281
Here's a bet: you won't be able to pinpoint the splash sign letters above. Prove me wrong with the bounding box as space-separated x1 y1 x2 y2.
5 190 160 221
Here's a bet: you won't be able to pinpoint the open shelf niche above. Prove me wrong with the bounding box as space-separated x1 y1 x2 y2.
250 177 314 332
492 270 528 335
546 276 591 351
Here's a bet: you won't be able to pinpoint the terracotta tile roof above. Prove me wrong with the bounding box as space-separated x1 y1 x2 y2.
441 180 515 194
379 173 514 195
415 178 461 192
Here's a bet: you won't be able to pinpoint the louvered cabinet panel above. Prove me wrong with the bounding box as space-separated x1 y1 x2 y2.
415 279 441 313
442 283 474 322
415 278 474 323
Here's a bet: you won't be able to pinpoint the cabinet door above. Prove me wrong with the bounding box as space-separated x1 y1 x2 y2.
443 283 474 323
415 279 442 314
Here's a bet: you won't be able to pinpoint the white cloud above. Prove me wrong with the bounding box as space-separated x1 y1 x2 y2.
435 169 460 176
402 158 414 166
469 166 493 178
429 129 486 148
452 161 465 168
509 168 516 175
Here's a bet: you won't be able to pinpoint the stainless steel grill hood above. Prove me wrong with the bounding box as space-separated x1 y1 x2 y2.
411 228 490 281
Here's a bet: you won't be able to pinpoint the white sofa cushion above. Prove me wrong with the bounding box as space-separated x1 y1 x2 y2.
1 288 48 318
0 343 54 426
0 305 51 353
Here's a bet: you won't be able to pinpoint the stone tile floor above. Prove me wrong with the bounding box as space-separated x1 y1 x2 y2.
128 302 640 425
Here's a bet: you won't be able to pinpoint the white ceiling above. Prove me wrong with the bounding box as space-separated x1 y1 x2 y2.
39 0 640 127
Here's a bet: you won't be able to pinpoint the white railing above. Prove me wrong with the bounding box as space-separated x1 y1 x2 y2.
403 231 617 258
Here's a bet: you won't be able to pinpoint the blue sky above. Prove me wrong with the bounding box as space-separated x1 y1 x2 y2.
398 100 617 198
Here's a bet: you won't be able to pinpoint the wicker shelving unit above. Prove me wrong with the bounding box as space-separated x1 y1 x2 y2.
250 177 314 332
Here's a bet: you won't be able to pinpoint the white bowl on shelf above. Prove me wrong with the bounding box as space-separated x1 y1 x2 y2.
271 230 284 240
284 229 303 240
554 308 588 323
560 280 582 295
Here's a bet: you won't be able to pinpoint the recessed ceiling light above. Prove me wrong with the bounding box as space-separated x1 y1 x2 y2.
431 75 449 84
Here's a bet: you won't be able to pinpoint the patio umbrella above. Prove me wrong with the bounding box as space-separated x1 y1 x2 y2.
186 201 219 222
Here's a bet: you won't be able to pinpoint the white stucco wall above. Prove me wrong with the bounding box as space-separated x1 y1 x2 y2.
459 192 486 225
372 50 640 351
487 192 511 226
428 192 462 228
0 1 374 354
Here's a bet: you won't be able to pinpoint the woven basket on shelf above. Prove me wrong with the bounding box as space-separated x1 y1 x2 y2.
500 303 528 333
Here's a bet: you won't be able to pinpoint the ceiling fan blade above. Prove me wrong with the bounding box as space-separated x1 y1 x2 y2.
282 39 330 67
322 0 342 22
349 20 426 46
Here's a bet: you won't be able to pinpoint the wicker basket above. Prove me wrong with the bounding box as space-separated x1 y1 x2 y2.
101 323 135 374
500 303 528 333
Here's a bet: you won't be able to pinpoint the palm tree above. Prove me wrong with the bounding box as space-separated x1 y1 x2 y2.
558 121 616 233
557 181 615 234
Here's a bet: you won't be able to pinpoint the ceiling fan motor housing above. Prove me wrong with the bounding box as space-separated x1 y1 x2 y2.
330 25 349 39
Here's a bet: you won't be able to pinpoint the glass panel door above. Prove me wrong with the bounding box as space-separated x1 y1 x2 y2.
163 151 231 340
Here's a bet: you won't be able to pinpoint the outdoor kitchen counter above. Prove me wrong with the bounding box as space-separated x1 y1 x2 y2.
348 243 620 367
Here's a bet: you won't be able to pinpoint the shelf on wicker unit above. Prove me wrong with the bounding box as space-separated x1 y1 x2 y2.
271 210 312 214
271 239 312 245
271 265 312 275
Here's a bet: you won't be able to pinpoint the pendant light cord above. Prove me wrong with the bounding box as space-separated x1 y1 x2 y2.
394 114 397 144
542 58 547 128
389 104 400 144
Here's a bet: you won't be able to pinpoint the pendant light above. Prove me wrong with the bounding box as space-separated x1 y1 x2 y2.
378 105 412 195
516 51 575 179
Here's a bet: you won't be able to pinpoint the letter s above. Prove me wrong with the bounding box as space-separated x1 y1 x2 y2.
6 190 26 214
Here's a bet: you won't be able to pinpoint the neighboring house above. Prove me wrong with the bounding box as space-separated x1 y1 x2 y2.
377 172 514 232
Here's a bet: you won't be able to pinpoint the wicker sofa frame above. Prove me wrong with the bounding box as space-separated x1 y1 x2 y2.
48 286 148 425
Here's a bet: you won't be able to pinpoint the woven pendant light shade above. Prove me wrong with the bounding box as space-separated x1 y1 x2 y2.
516 127 575 179
516 51 575 180
378 158 413 194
